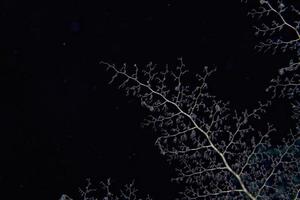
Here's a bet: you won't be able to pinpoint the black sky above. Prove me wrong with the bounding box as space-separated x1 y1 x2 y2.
1 0 292 199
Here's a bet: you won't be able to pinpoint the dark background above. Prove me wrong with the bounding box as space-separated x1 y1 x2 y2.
1 0 291 199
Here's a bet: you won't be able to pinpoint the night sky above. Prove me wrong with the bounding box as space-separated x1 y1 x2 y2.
1 0 292 199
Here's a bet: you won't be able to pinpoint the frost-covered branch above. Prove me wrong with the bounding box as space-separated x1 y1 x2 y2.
102 56 300 199
248 0 300 54
61 1 300 199
247 0 300 101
